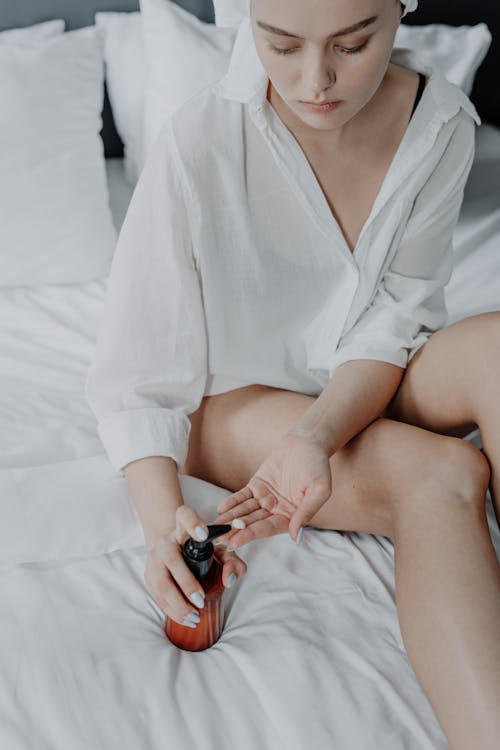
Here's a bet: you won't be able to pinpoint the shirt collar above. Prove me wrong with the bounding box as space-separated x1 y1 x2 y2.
212 15 268 107
212 15 481 127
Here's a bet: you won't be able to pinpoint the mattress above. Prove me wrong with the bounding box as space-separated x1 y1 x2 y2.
1 129 499 750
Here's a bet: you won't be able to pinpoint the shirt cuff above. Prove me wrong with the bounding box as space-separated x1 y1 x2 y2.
327 325 435 376
96 407 191 477
328 342 409 378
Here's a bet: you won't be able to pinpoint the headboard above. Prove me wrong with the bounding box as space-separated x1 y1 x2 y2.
1 0 498 155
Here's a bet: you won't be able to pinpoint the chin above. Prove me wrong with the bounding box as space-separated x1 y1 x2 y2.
295 109 344 131
301 118 338 131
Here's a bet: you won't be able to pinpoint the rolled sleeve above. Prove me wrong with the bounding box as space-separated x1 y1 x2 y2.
328 113 476 377
85 116 208 477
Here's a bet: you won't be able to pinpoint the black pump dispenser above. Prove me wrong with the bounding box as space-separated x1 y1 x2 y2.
182 524 232 580
166 523 234 650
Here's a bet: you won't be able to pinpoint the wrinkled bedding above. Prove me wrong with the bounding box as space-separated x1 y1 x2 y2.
1 128 499 749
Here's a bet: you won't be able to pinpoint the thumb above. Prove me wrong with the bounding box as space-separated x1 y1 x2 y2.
289 484 329 541
288 509 308 542
214 545 247 586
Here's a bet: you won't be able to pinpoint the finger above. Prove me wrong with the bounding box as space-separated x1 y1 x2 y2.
288 493 324 540
173 504 209 546
230 513 289 548
224 507 270 527
159 538 207 615
152 572 202 627
217 486 253 514
226 509 274 547
258 491 279 514
214 496 261 526
248 476 296 516
214 508 272 546
288 512 304 542
146 550 202 626
210 517 248 547
213 547 247 587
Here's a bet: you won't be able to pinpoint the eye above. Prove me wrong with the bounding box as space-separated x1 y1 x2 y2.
267 44 298 56
337 39 370 54
267 38 370 57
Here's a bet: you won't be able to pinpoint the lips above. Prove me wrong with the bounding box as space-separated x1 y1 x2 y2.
298 99 343 113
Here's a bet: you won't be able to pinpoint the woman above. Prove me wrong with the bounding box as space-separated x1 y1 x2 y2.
85 1 500 747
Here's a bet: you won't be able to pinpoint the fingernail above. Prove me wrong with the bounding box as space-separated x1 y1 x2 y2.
182 618 197 628
226 572 237 588
189 591 205 608
296 527 304 545
185 611 201 623
195 525 208 541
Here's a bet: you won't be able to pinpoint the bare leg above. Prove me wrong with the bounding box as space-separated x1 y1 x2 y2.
183 383 500 750
477 397 500 527
384 310 500 527
391 452 500 750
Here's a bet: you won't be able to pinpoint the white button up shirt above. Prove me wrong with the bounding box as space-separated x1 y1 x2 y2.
85 15 481 476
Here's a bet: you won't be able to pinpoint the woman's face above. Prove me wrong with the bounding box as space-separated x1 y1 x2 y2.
250 0 404 133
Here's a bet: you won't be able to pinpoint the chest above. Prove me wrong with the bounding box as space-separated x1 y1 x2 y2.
300 136 404 255
289 69 422 254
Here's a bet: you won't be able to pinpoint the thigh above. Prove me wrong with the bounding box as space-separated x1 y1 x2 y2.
381 312 500 438
181 384 473 537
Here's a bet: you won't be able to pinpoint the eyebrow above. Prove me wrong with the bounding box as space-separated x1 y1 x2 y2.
256 15 378 40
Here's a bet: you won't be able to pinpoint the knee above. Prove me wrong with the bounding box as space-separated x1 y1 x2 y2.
422 439 490 508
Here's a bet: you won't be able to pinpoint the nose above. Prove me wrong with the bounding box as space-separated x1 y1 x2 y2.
303 48 336 98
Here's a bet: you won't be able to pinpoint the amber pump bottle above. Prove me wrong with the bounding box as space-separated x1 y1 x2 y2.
165 524 232 651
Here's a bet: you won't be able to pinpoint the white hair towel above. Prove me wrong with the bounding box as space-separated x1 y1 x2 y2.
214 1 419 27
401 0 419 17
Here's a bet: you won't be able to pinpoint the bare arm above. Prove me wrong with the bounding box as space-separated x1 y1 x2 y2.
124 456 184 549
289 359 404 455
124 456 248 625
215 358 405 541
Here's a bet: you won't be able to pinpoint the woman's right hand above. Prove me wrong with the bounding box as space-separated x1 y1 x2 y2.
144 504 247 628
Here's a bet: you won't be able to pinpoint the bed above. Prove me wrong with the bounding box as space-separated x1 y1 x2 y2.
0 1 499 748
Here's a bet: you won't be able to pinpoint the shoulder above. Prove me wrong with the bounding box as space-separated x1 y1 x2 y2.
168 83 243 172
389 47 481 128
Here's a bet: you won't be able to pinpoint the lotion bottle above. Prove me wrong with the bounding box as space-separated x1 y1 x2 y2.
165 524 232 651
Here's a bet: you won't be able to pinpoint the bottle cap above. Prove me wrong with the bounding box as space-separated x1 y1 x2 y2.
182 524 232 580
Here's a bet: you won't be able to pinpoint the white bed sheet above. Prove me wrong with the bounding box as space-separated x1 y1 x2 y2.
0 129 499 750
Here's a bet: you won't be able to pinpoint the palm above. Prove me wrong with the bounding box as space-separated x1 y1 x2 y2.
214 432 332 547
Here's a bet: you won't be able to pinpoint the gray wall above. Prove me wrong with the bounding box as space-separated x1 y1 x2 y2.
0 0 214 30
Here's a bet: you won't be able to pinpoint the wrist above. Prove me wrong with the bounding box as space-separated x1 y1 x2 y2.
123 456 184 549
288 390 340 455
144 519 178 550
288 423 335 455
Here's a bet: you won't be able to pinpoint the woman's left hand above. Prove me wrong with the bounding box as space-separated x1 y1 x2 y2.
214 431 332 547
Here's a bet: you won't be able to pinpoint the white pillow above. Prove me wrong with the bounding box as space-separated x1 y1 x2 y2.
0 19 65 44
213 0 248 27
0 27 117 286
394 23 492 95
95 12 147 187
140 0 237 160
